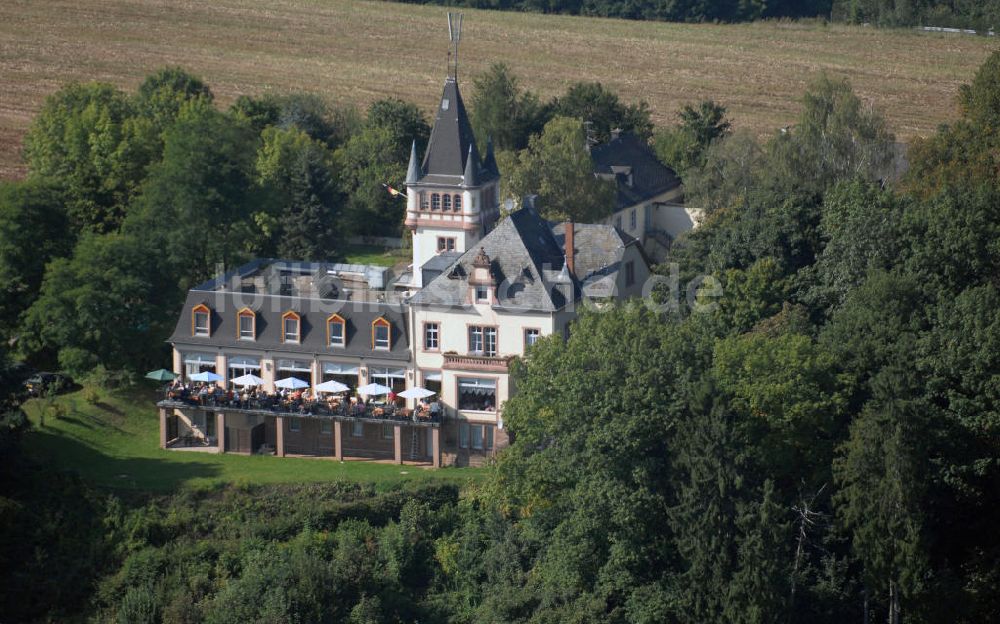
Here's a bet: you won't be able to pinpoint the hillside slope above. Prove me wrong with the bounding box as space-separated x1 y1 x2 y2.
0 0 993 179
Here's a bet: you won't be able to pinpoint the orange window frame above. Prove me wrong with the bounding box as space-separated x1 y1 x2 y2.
327 313 346 347
281 311 301 343
237 308 256 340
192 304 210 337
371 318 391 350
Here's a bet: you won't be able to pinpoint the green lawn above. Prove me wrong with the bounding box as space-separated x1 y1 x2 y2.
341 244 408 268
22 385 484 492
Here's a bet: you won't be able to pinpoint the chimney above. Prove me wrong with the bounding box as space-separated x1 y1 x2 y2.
565 221 575 276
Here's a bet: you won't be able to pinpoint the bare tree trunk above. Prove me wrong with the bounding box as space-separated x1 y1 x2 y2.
888 579 900 624
788 508 808 621
863 586 869 624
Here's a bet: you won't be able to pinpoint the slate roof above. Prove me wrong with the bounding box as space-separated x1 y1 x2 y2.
410 205 576 312
414 77 497 188
551 222 647 298
169 291 410 361
591 133 682 210
419 78 479 185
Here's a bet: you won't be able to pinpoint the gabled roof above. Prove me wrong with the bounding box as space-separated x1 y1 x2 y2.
420 78 481 185
410 206 575 312
591 133 682 211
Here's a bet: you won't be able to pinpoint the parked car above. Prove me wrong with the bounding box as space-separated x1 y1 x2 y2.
24 372 72 397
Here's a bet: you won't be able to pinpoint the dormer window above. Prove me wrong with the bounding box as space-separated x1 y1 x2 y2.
442 194 451 211
431 194 441 210
282 311 300 343
192 304 210 337
327 314 345 347
372 318 391 350
237 308 256 341
453 194 462 211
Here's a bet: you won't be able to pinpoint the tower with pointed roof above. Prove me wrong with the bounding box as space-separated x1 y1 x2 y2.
404 70 501 288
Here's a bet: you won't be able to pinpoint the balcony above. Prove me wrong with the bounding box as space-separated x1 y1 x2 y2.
442 352 513 373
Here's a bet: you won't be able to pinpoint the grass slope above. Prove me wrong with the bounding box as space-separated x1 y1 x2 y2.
22 385 483 492
0 0 994 180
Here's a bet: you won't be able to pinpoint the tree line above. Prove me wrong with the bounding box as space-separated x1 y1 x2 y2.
385 0 1000 29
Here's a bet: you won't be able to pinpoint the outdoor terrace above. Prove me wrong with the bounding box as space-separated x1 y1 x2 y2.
156 394 442 429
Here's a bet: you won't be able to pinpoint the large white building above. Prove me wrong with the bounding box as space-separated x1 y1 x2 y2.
159 65 669 467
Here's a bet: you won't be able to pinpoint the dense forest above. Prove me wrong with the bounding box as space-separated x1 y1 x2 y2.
2 45 1000 624
387 0 1000 29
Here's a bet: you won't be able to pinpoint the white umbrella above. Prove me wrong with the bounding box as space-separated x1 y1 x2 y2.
231 373 265 387
398 387 435 399
190 371 223 382
315 379 350 394
274 377 310 390
357 382 392 396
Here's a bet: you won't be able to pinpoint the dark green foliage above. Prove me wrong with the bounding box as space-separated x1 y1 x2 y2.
469 63 548 151
551 81 653 143
22 81 157 233
135 66 213 128
334 99 429 236
19 231 176 377
256 126 343 260
127 101 261 286
501 116 617 221
0 179 73 333
653 100 730 173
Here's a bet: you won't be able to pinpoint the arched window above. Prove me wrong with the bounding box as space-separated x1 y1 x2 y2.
431 193 441 210
327 313 346 347
281 311 301 343
192 304 210 337
371 318 391 350
237 308 256 341
453 194 462 211
442 194 451 211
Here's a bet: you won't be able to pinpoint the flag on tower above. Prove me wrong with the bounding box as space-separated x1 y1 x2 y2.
383 183 407 199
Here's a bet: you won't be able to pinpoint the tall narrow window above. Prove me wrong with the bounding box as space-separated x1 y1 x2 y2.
630 209 637 230
453 194 462 211
237 308 256 341
327 314 345 347
468 326 497 356
419 192 429 210
282 311 300 343
431 193 441 210
442 194 451 211
372 318 391 350
459 423 470 449
615 215 623 229
424 322 439 351
192 304 210 337
524 328 540 349
625 261 635 287
475 284 490 303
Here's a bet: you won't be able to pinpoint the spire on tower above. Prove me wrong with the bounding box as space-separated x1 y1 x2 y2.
406 140 421 185
483 136 499 177
463 143 480 187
